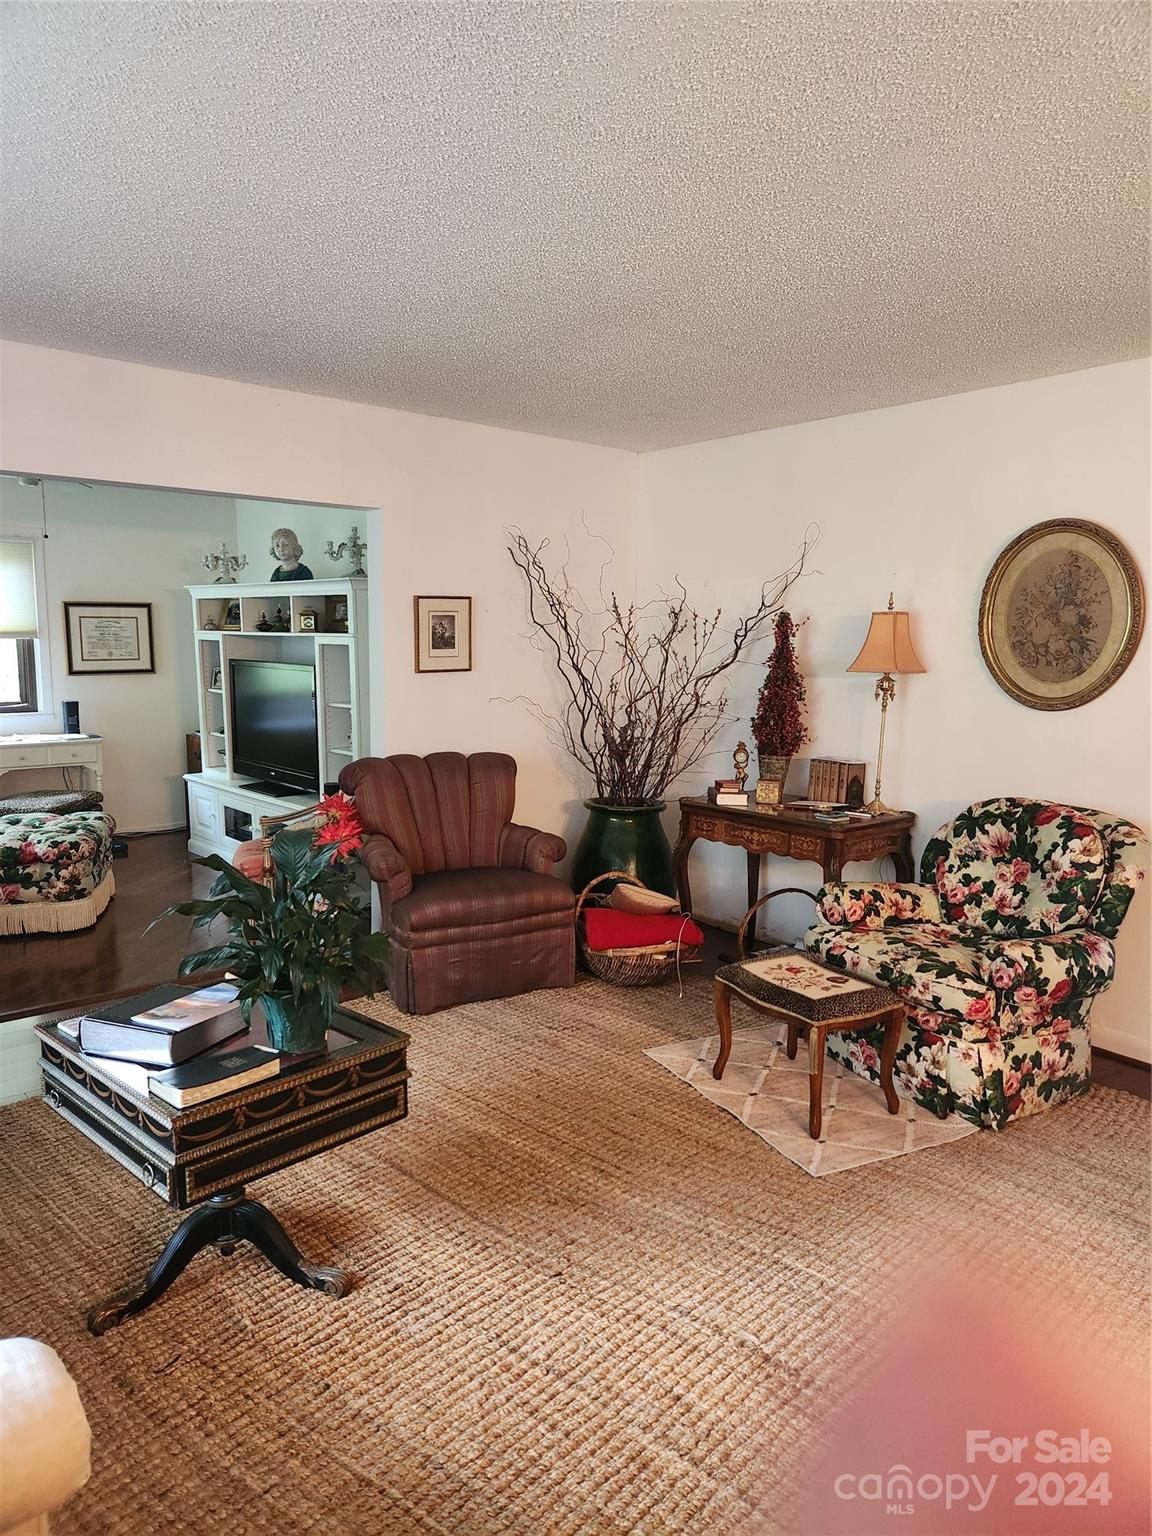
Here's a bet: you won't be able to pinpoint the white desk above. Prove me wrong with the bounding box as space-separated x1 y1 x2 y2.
0 734 104 796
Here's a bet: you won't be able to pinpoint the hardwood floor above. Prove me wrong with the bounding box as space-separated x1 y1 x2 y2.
0 831 225 1022
3 836 1148 1101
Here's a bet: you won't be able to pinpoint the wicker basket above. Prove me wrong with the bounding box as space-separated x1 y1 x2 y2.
575 870 703 988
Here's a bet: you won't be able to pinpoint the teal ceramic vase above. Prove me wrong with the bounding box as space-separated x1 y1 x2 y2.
260 992 332 1055
570 799 677 898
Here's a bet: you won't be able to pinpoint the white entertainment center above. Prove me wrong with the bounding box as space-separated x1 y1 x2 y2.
184 579 369 860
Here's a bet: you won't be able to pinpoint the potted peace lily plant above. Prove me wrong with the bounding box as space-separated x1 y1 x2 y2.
153 795 389 1054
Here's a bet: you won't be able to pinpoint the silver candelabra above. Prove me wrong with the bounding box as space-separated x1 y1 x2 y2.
202 542 248 583
325 526 367 578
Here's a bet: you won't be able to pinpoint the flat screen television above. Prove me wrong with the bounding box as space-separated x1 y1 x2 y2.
230 659 319 796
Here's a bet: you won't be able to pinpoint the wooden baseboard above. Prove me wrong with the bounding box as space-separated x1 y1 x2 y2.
1092 1045 1151 1072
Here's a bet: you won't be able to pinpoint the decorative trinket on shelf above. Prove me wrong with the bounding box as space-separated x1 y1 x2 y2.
255 611 272 632
325 526 367 578
298 606 319 632
269 528 314 582
202 542 248 583
732 740 750 793
202 614 218 631
269 606 290 632
755 777 782 807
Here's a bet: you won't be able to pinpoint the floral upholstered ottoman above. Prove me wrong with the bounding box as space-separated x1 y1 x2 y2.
0 809 116 935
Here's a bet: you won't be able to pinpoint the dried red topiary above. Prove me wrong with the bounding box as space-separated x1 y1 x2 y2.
752 611 808 757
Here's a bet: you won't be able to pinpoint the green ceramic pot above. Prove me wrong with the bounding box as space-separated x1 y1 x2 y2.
260 992 332 1055
570 799 676 898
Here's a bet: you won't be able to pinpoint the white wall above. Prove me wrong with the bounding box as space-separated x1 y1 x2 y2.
639 359 1151 1061
0 341 639 853
1 342 1145 1058
0 477 237 831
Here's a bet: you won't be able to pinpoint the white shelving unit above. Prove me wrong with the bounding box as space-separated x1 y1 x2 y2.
184 578 370 860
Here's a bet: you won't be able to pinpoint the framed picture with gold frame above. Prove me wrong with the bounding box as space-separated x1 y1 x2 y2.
978 519 1144 711
413 596 472 673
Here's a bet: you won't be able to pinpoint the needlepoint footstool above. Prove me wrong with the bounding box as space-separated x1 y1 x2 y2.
713 952 904 1139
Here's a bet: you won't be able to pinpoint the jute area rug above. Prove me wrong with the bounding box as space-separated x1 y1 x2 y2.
0 976 1147 1536
645 1023 978 1175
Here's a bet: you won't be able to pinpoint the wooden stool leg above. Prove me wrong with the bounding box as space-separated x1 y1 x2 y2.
786 1021 799 1061
880 1006 902 1115
808 1025 826 1139
713 981 733 1080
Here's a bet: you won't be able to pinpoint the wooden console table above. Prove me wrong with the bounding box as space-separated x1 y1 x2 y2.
673 797 916 913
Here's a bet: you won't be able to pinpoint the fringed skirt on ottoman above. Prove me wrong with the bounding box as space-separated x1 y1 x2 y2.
0 810 117 935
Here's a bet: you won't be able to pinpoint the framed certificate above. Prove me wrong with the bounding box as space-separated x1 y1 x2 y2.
65 602 155 675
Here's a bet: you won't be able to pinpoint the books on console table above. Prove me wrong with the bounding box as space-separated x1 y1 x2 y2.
75 982 248 1066
55 1029 281 1106
149 1046 281 1107
707 786 750 806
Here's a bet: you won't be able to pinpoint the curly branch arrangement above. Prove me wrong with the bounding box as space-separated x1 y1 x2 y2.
507 529 813 805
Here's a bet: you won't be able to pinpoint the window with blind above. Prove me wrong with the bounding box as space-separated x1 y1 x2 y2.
0 537 41 713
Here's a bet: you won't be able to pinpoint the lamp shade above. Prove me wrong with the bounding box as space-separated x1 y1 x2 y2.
847 608 925 675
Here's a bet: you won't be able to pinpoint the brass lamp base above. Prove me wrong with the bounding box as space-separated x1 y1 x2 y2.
863 794 895 816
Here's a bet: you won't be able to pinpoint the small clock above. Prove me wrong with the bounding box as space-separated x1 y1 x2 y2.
298 607 319 633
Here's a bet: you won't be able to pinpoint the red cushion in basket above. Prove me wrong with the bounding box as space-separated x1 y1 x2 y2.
583 908 704 952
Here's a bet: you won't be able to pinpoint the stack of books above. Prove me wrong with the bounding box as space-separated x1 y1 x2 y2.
707 778 749 807
58 982 281 1108
807 759 867 807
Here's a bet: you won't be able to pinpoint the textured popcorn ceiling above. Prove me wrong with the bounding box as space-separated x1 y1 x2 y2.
1 2 1147 451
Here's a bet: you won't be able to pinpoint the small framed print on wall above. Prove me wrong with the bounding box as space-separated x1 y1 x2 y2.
64 602 155 675
414 596 472 673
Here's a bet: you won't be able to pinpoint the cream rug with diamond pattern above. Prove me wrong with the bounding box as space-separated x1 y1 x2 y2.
645 1022 978 1175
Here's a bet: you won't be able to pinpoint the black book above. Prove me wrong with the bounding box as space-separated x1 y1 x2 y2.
79 984 249 1067
149 1046 281 1108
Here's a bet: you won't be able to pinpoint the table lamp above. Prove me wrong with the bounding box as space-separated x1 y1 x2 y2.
847 595 925 814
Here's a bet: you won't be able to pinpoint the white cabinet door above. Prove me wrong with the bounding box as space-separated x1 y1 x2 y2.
188 782 219 850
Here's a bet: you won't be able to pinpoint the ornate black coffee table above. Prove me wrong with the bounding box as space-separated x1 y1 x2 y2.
33 1001 408 1334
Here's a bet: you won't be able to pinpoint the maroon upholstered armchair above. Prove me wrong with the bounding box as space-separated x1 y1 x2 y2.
338 752 576 1015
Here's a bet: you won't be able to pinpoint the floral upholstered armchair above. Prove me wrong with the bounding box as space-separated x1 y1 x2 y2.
804 799 1147 1130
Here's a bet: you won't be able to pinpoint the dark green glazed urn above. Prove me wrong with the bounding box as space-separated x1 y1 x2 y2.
570 799 676 898
260 992 332 1055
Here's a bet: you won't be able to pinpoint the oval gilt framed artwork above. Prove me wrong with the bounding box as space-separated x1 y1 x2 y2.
979 519 1144 710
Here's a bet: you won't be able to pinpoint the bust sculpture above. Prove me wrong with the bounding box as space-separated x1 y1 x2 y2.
269 528 314 582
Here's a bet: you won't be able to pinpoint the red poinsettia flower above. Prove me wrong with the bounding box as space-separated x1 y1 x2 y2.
312 793 365 860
